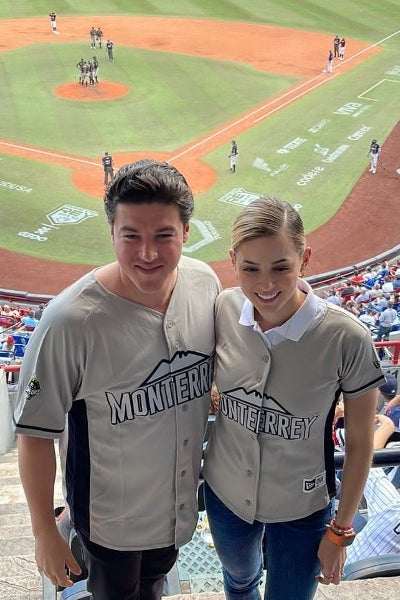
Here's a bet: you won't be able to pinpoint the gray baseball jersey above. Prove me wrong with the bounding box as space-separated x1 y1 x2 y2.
14 256 220 550
203 287 384 524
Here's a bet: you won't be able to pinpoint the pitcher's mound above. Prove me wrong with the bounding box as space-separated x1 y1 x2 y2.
55 81 129 102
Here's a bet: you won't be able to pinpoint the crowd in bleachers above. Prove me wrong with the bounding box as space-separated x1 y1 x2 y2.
0 303 45 364
324 260 400 347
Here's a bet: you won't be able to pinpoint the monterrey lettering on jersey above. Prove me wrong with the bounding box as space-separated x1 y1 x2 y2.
219 388 318 439
106 350 213 424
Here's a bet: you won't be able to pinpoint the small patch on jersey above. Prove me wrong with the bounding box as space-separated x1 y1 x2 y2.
373 360 381 369
25 376 41 400
303 471 326 493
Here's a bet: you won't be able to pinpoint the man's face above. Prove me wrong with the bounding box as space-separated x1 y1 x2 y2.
111 202 189 310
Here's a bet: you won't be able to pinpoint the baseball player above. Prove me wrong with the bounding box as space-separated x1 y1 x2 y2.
14 159 221 599
49 11 58 34
96 27 103 49
81 61 90 87
76 58 85 85
102 151 114 186
326 49 333 73
89 26 97 49
367 138 381 174
339 37 346 60
90 56 99 84
229 140 238 172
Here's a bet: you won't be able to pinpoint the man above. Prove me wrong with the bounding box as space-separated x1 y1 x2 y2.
102 151 114 186
333 35 340 58
376 300 398 342
96 27 103 49
49 11 58 34
367 138 381 174
14 159 221 600
90 27 97 49
229 140 238 172
106 39 114 62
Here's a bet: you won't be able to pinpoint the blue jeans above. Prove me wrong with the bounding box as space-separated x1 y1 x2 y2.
204 482 332 600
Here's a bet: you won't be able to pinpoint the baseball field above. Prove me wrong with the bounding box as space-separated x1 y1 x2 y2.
1 1 400 294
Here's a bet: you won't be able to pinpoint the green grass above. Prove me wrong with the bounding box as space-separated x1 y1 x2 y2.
0 2 399 269
1 44 296 155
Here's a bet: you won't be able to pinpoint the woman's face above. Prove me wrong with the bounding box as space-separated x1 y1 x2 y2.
230 233 311 330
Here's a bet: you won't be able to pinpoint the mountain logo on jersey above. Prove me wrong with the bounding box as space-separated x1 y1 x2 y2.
219 387 318 440
25 375 41 401
105 351 213 425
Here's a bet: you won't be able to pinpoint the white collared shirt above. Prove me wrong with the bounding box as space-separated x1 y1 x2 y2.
239 278 327 348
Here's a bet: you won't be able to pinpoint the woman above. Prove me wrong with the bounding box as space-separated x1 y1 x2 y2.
202 196 384 600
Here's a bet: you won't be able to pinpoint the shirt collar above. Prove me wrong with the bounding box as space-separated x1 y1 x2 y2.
239 278 325 343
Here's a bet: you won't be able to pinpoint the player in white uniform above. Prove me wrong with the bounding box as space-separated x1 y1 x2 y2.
202 196 384 600
14 159 221 600
367 138 381 174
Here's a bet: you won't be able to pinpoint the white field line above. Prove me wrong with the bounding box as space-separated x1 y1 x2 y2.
0 30 399 168
358 78 400 101
0 141 101 168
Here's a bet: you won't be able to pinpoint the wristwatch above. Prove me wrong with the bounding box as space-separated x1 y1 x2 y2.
325 526 356 547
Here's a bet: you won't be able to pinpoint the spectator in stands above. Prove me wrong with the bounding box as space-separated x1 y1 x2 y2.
392 274 400 291
325 289 341 306
0 304 20 318
378 374 400 428
368 282 383 300
368 292 389 313
381 276 394 294
354 287 370 305
19 310 39 331
202 196 384 600
14 159 221 600
376 300 398 342
339 279 355 299
344 299 360 317
376 373 398 413
378 261 390 280
34 303 45 321
360 266 378 286
1 334 15 352
393 293 400 311
358 308 378 330
336 415 400 569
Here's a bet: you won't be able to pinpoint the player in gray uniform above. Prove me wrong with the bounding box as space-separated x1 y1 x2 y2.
14 159 221 600
202 196 384 600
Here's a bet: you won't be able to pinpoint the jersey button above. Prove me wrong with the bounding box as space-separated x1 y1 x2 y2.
181 470 186 477
179 503 185 510
183 439 189 446
245 499 251 506
182 405 188 412
246 470 252 477
167 320 174 328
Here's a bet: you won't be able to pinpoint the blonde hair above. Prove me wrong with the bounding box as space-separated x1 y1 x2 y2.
231 196 305 256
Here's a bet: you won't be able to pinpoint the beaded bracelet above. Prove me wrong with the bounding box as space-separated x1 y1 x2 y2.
329 518 354 534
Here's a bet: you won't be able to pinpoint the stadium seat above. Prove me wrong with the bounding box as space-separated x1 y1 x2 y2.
343 554 400 580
